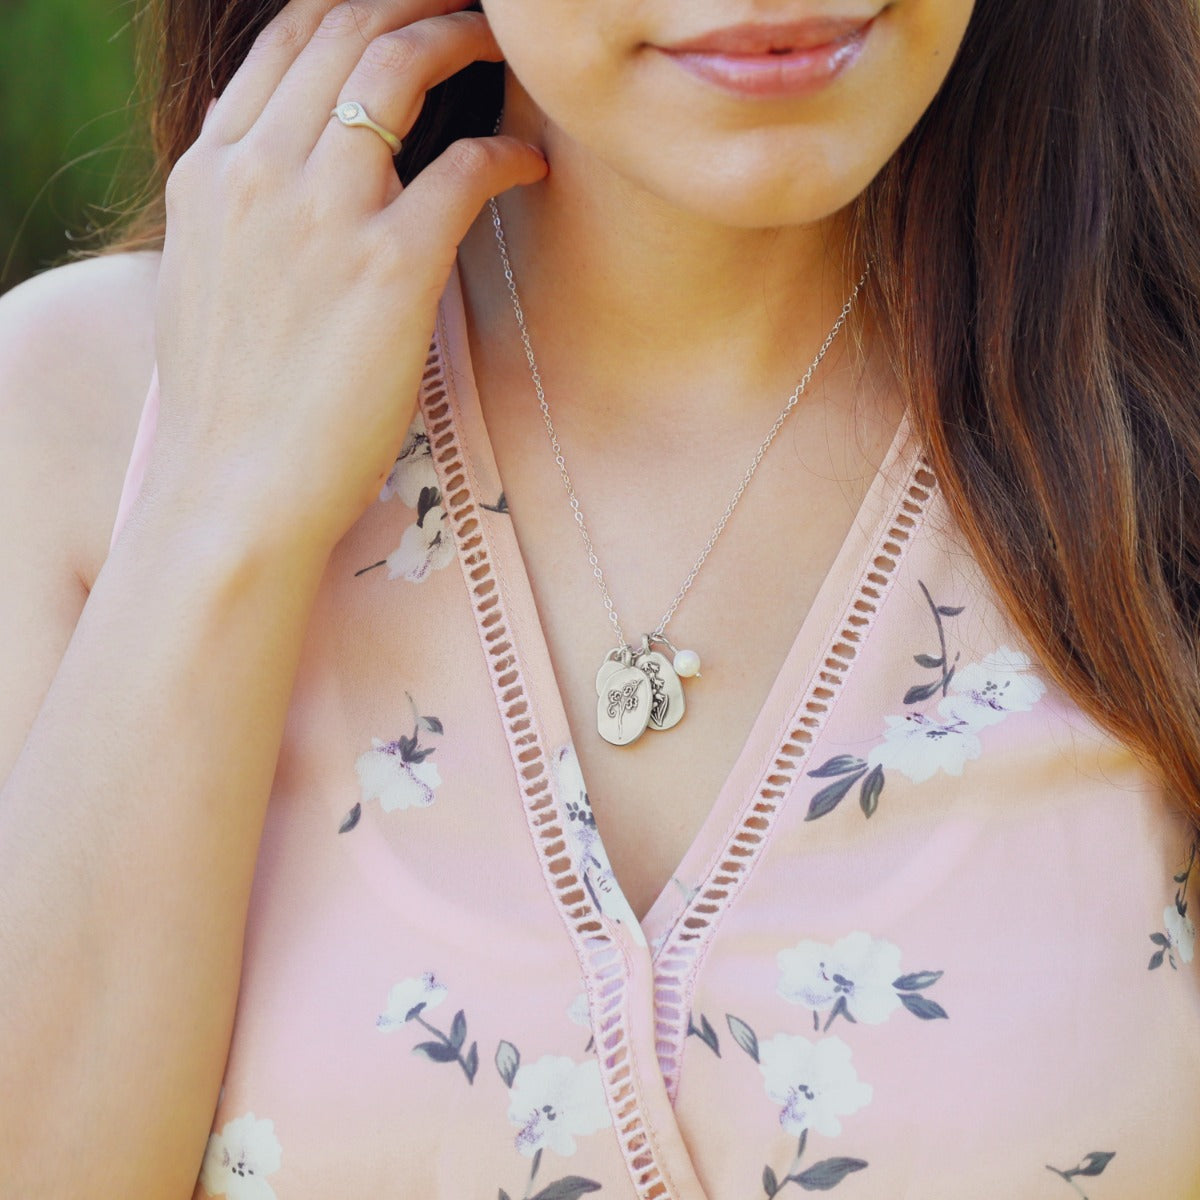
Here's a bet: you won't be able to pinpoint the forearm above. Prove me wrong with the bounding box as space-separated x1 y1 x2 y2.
0 508 328 1199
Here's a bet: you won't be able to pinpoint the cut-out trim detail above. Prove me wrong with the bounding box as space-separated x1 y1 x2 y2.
651 460 938 1103
419 322 679 1200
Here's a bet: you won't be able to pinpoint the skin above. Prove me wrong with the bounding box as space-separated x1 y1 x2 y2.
0 0 973 1194
486 0 973 227
456 0 974 917
471 0 974 392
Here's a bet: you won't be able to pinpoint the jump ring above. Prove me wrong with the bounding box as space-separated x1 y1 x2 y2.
330 101 403 156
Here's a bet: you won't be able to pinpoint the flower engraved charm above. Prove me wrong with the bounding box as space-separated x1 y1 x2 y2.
596 661 652 746
633 648 685 732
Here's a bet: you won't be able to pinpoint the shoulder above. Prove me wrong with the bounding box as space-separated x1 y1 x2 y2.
0 250 160 588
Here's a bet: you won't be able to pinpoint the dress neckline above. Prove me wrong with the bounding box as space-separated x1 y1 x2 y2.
426 258 930 934
419 258 938 1195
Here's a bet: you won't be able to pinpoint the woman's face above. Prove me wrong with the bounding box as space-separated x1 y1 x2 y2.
482 0 976 228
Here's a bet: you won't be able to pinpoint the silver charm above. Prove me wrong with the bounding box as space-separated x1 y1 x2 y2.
633 646 685 732
596 658 652 746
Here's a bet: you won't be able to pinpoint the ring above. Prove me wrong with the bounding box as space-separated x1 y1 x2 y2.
330 101 403 156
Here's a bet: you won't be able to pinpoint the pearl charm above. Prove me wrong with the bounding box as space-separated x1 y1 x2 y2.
673 648 701 678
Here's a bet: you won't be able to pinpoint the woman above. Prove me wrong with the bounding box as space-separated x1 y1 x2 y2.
0 0 1197 1196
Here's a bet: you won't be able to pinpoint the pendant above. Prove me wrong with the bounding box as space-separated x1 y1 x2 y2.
632 647 685 732
595 658 652 746
594 637 698 746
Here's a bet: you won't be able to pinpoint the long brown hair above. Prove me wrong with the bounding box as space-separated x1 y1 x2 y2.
116 0 1200 821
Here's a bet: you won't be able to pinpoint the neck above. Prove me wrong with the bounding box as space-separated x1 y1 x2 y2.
457 78 887 436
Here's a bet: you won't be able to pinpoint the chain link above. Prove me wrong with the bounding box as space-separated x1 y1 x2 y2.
488 194 869 653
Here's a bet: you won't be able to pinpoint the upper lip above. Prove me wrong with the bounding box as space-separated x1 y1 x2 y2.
658 16 876 55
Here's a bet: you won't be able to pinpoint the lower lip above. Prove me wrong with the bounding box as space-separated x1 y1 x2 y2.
656 23 873 99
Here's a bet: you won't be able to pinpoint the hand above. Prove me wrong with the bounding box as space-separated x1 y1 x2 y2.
147 0 546 559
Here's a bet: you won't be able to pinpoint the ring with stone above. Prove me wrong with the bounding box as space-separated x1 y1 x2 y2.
330 101 403 156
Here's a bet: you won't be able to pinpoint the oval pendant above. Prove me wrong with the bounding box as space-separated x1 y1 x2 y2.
596 665 652 746
634 648 686 732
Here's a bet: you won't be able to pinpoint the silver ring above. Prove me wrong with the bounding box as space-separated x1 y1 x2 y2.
330 101 403 156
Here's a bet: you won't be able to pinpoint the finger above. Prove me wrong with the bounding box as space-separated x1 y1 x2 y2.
312 12 504 201
253 0 474 158
381 136 548 293
204 0 338 144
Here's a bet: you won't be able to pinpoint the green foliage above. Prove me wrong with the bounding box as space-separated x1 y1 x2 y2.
0 0 144 293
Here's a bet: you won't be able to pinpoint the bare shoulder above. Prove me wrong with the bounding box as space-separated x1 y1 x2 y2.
0 250 160 588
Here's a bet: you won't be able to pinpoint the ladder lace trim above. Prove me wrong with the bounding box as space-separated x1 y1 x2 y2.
420 326 678 1200
651 457 938 1102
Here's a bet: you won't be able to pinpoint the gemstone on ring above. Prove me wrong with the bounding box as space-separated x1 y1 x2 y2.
330 100 403 156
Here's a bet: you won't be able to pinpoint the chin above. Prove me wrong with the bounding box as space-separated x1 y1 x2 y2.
667 174 874 232
608 143 884 231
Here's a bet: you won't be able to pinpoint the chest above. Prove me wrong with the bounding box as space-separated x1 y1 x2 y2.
513 512 854 922
481 401 899 922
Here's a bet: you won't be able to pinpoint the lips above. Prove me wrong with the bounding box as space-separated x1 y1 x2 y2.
652 15 878 99
659 16 877 56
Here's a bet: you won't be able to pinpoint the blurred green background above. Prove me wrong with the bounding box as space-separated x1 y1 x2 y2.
1 0 144 296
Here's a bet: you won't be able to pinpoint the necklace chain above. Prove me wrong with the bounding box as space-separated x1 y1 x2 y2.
487 194 868 653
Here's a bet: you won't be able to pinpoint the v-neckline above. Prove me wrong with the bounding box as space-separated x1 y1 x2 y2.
420 260 935 1194
427 258 924 943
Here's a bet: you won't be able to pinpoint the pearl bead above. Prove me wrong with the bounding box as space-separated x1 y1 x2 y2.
673 648 701 678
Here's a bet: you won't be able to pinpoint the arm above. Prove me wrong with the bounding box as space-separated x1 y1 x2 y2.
0 354 330 1198
0 0 545 1193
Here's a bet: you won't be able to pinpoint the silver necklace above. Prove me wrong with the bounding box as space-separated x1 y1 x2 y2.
487 195 868 747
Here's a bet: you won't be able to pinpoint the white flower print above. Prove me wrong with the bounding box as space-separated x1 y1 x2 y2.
757 1034 873 1139
940 647 1047 730
866 711 982 783
554 743 647 947
376 971 449 1031
359 425 451 584
1164 903 1195 965
777 933 903 1026
380 414 438 508
385 505 455 583
1150 843 1196 972
355 737 442 812
858 649 1044 787
199 1113 282 1200
805 595 1049 820
507 1055 611 1158
726 1015 873 1193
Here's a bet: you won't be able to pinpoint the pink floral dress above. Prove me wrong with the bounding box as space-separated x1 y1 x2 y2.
111 262 1200 1200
